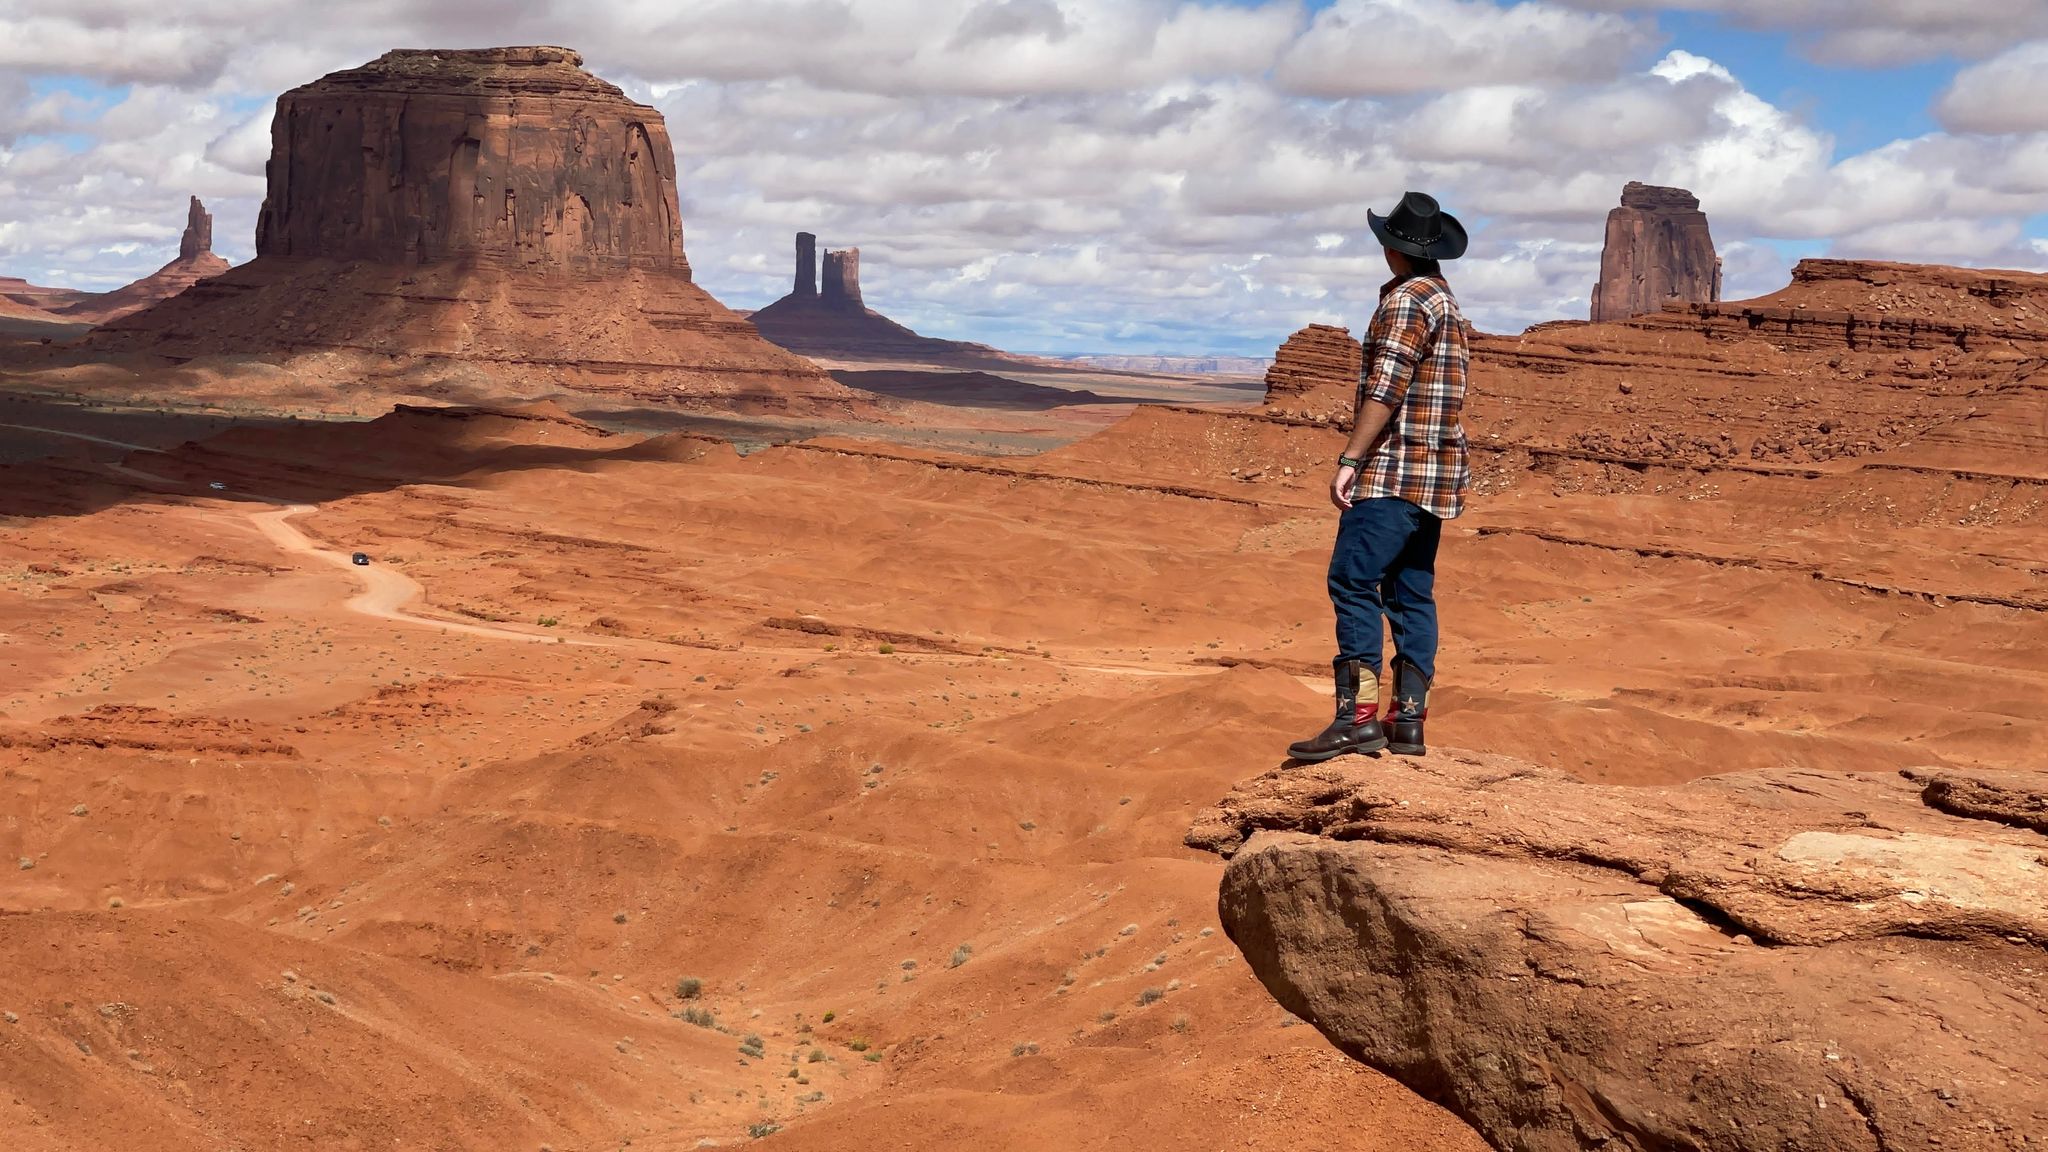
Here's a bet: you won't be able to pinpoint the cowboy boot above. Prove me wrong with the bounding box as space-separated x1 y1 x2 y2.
1287 660 1388 762
1386 656 1430 756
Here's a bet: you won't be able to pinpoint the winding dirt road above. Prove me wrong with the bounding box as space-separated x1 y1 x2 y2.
9 421 1224 678
6 421 594 647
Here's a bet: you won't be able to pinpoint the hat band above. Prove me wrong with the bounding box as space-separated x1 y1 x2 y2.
1383 220 1438 247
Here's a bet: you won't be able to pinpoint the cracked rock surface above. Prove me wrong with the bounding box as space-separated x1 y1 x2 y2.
1189 753 2048 1151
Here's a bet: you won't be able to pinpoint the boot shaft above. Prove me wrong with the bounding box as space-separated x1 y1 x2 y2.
1335 659 1381 725
1390 656 1430 721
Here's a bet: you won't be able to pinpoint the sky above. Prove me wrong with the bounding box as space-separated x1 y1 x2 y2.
2 1 2046 357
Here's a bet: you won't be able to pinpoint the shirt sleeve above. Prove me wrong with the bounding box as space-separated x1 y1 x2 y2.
1360 286 1433 409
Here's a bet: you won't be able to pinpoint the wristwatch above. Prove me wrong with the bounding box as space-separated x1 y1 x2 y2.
1337 455 1364 469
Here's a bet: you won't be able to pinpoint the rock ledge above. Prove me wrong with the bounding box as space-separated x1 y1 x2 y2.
1189 753 2048 1150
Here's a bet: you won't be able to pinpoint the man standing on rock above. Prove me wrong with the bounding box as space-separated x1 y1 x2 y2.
1289 191 1470 763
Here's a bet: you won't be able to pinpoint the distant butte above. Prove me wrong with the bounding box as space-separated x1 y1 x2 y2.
79 47 853 411
1591 181 1720 323
747 231 1038 370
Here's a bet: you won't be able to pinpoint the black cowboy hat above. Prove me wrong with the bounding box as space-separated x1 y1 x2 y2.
1368 191 1468 261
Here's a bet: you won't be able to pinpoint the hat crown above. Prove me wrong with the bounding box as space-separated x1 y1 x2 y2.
1390 191 1442 240
1367 189 1467 261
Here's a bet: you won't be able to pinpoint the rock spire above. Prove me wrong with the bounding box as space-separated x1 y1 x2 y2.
794 232 817 297
179 196 213 261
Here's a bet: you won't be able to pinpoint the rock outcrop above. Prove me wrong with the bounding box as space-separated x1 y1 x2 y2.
1262 324 1361 404
1591 182 1720 323
1190 755 2048 1151
1255 257 2048 472
748 232 1026 369
80 48 847 410
54 196 233 325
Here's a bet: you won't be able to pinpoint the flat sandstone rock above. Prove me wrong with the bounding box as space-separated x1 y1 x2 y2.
1188 754 2048 1150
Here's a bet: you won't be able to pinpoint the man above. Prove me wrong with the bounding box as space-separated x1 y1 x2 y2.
1288 191 1470 763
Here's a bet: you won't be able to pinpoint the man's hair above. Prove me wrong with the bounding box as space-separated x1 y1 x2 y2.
1408 256 1444 278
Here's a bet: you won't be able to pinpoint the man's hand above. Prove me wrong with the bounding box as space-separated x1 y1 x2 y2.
1331 463 1358 511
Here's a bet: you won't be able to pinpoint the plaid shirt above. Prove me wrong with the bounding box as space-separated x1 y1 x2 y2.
1352 275 1471 519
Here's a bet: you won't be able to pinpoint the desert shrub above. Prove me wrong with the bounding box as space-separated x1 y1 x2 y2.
674 977 703 1000
1137 987 1165 1007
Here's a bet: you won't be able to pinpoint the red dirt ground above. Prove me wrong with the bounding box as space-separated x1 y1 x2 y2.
3 258 2045 1148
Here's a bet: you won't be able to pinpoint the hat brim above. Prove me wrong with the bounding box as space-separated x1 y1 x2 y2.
1368 210 1468 261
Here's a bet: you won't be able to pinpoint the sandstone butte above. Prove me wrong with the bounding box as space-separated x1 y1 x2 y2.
1590 181 1721 323
747 230 1043 370
78 47 854 412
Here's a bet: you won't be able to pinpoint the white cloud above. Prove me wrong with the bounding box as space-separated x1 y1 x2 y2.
1560 0 2048 65
1275 0 1653 96
1937 40 2048 135
1 0 2046 354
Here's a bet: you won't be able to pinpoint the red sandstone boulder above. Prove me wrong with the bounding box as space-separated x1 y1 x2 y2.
1190 755 2048 1151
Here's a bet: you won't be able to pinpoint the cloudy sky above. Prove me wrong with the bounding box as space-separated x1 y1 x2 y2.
3 0 2046 356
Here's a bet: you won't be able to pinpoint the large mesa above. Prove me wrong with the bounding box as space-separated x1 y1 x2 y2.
1590 181 1720 323
83 47 847 410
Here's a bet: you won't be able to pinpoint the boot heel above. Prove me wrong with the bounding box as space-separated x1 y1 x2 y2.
1387 719 1425 756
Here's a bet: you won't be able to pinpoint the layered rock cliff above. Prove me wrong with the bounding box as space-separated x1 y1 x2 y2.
1258 257 2048 472
1262 324 1360 403
253 47 684 272
1190 756 2048 1151
85 48 847 410
1590 182 1720 323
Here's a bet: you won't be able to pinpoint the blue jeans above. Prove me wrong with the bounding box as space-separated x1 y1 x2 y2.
1328 497 1441 679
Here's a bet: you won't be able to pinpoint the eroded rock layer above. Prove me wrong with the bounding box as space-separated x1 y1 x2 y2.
81 48 848 410
1190 756 2048 1151
1262 324 1360 402
1590 181 1719 323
